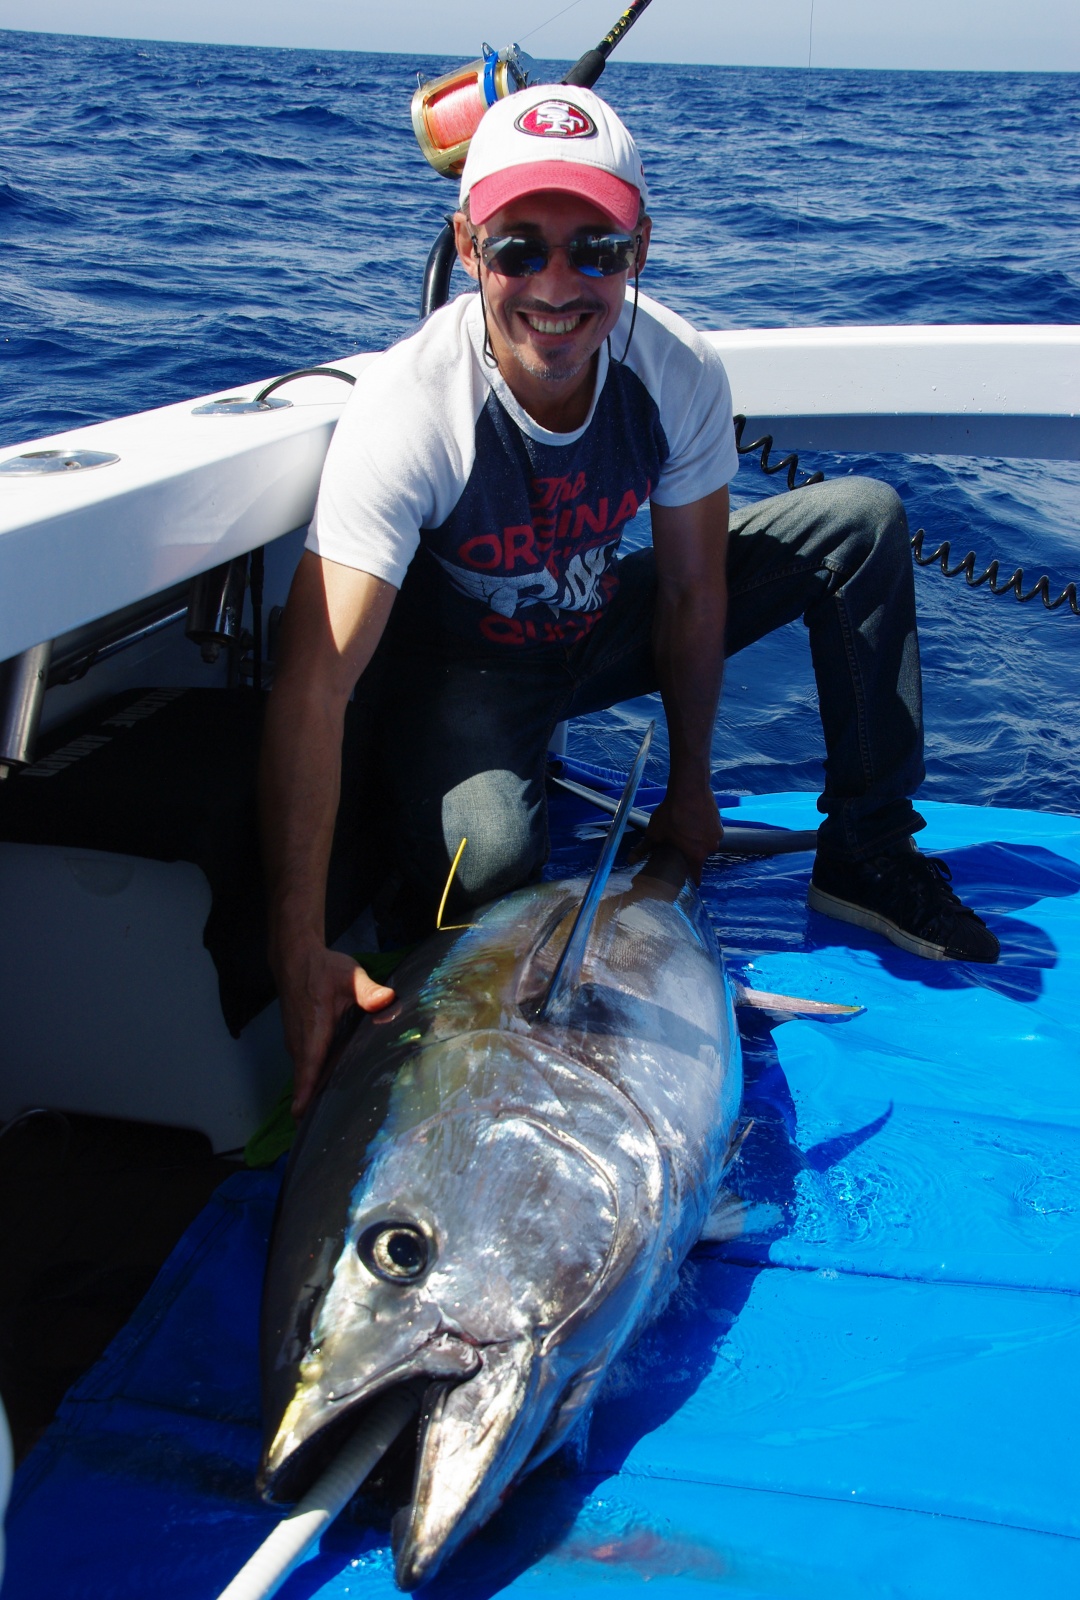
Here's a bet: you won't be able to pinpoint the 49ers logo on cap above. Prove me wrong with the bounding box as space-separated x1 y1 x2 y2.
515 100 596 138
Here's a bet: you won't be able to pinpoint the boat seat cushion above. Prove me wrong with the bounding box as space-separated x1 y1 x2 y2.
0 687 376 1034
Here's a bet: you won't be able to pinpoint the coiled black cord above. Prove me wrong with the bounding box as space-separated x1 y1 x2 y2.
910 530 1080 614
733 413 825 491
733 413 1078 617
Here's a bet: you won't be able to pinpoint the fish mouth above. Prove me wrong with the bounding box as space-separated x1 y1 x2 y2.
261 1332 549 1593
259 1372 420 1508
258 1331 482 1506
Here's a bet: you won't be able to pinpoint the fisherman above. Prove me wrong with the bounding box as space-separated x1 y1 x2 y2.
261 83 999 1114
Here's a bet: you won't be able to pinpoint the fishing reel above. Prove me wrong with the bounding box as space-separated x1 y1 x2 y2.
413 1 657 316
411 43 535 178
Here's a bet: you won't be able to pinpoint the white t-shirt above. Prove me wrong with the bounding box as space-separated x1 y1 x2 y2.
308 290 737 651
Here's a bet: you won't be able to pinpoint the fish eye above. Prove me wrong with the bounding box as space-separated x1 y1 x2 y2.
359 1222 430 1283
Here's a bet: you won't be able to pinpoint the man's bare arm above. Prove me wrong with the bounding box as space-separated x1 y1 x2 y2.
643 484 730 879
260 550 398 1116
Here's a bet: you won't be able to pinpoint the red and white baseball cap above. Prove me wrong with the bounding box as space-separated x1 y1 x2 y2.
460 83 648 233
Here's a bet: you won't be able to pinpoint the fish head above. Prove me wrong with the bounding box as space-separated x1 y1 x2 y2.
260 1034 643 1589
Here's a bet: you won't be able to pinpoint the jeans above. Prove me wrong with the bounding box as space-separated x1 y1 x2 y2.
368 476 924 928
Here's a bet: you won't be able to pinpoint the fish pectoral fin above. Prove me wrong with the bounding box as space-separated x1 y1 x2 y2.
733 982 865 1022
699 1190 783 1243
723 1117 755 1170
394 1337 539 1591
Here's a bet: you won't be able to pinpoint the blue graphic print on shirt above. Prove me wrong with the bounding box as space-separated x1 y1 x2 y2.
399 362 670 650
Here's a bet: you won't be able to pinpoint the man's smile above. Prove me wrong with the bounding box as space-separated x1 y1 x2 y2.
521 311 589 336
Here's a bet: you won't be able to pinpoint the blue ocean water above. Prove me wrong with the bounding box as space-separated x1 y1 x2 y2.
1 28 1078 814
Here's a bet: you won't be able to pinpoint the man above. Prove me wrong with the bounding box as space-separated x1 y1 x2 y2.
261 83 998 1115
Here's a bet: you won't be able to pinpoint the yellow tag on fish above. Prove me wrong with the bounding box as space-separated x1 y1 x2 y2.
436 836 475 932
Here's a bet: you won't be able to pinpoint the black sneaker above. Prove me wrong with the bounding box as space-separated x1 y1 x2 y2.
808 840 1000 963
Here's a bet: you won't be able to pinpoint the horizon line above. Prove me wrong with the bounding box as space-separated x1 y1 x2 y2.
2 24 1077 75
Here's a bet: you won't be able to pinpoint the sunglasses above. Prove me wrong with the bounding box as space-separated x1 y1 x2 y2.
474 231 640 279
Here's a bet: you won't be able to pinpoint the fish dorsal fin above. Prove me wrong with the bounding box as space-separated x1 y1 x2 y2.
537 722 654 1023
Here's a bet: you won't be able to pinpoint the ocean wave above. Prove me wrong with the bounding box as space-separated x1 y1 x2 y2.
0 180 78 228
267 104 358 133
0 30 1077 811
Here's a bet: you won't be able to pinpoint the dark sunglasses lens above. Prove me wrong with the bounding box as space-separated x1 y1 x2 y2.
482 237 548 277
569 235 636 277
480 234 636 277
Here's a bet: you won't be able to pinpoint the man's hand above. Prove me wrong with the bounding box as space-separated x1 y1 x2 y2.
277 941 396 1118
634 779 723 882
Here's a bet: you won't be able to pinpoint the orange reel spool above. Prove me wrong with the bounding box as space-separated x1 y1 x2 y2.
411 44 534 178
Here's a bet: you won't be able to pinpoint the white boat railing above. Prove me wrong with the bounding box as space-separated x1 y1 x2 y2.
1 325 1077 665
711 323 1080 461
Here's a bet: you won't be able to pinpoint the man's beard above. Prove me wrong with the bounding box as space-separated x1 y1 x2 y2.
509 343 593 384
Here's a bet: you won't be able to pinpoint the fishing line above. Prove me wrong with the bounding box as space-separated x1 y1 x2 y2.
790 0 815 327
519 0 590 46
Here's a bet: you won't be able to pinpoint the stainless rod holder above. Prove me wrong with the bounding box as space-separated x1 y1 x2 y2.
186 558 248 664
0 640 54 779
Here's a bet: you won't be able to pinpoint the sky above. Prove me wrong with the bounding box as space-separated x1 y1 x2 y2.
1 0 1078 73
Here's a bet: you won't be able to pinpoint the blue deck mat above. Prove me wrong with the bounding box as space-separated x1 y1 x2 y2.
8 794 1080 1598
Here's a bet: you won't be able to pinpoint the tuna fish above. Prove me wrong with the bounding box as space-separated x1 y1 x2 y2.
257 733 745 1589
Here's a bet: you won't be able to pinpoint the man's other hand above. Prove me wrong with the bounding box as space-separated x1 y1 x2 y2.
633 782 723 882
279 944 395 1118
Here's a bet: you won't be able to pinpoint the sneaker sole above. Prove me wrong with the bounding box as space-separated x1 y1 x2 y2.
807 882 952 961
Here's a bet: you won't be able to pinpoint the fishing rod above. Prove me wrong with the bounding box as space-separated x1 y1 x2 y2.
417 0 657 316
563 0 656 89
